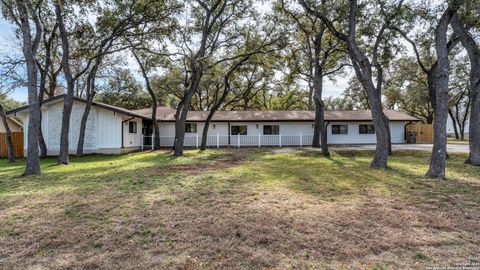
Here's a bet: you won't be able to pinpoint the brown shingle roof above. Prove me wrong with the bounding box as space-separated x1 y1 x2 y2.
132 107 419 122
8 94 151 120
8 95 418 122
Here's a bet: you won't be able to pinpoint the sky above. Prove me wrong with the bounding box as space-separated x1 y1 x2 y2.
0 17 29 102
0 10 351 103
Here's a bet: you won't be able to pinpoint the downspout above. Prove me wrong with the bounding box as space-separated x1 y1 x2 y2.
325 121 330 144
121 117 135 148
228 121 231 146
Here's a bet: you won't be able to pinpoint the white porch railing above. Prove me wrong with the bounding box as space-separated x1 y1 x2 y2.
142 133 315 149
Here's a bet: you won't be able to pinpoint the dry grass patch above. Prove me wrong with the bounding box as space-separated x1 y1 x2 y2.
0 149 479 269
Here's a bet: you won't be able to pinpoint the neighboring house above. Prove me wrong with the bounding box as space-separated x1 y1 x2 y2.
8 95 419 156
0 116 23 133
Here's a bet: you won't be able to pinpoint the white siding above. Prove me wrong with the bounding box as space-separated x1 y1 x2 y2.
45 102 98 153
19 100 125 155
156 121 407 146
96 107 122 149
122 117 143 148
390 122 406 144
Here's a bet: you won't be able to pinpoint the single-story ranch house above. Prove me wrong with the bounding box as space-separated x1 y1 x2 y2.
7 94 419 155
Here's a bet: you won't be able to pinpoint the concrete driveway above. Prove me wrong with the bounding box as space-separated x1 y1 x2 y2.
329 144 469 153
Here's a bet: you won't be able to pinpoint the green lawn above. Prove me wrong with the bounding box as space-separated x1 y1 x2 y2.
1 149 479 269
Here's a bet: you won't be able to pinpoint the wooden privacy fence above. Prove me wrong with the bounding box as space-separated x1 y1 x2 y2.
0 132 24 158
406 124 433 143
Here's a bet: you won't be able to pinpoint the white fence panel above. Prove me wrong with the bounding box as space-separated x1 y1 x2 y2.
282 135 300 146
143 133 316 149
160 136 174 147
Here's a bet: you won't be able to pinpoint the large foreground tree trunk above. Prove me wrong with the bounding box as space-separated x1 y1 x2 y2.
0 103 15 162
451 15 480 165
468 84 480 165
351 57 390 168
174 70 203 156
426 1 463 178
311 34 329 156
312 86 329 155
16 0 41 175
56 1 75 164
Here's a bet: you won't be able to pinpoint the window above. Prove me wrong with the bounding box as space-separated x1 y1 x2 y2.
128 121 137 134
263 125 280 135
332 125 348 134
359 124 375 134
185 123 197 133
231 125 247 135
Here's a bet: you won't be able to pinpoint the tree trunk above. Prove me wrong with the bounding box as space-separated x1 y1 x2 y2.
368 92 390 168
0 103 15 162
310 32 329 155
467 88 480 165
56 1 75 164
37 94 48 157
200 84 230 150
200 109 217 151
76 65 96 157
312 82 329 156
307 81 314 111
313 100 329 155
151 102 160 150
385 115 392 155
173 106 187 156
351 54 390 168
426 1 463 178
174 70 203 156
426 113 434 124
451 15 480 165
76 93 94 157
448 109 460 139
16 0 41 175
131 50 160 150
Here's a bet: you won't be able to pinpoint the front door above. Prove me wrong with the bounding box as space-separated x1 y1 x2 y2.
142 120 154 147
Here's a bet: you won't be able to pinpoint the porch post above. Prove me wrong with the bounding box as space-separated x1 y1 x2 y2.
279 134 282 147
258 133 261 147
300 133 302 147
237 134 240 148
217 133 219 148
196 134 199 148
